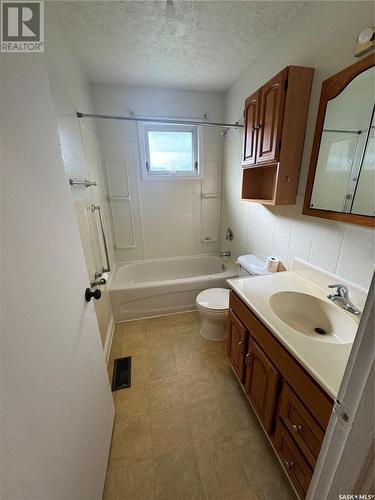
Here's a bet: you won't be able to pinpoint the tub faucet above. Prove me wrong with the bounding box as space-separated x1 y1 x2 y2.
327 284 361 315
220 251 231 257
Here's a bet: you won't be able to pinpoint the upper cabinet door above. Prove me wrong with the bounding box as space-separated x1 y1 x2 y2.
242 90 260 166
257 70 287 164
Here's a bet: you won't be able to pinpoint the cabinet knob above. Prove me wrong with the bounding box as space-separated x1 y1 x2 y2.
238 339 245 353
245 352 251 365
285 460 294 470
292 424 302 433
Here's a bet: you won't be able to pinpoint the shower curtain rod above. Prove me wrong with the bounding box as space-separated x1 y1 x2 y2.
76 112 243 129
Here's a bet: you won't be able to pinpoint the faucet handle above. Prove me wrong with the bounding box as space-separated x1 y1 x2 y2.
328 283 348 293
327 283 361 315
328 284 350 301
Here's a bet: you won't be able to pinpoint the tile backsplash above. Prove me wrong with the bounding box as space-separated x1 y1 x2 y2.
245 196 374 290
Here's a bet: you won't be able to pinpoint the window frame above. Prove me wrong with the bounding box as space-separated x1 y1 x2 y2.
138 122 202 180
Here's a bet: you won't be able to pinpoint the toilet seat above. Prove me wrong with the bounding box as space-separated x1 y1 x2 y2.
196 288 229 312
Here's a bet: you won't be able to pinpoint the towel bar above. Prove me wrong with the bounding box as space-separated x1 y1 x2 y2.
69 179 97 187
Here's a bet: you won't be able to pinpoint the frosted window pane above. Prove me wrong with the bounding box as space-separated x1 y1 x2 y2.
148 131 193 172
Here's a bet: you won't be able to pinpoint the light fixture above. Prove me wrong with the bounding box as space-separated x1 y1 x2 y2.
165 0 176 21
354 26 375 57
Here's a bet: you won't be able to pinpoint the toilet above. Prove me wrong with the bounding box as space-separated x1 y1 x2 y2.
196 288 230 341
196 255 270 340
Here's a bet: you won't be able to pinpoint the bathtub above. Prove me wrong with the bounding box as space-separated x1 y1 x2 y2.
109 254 238 321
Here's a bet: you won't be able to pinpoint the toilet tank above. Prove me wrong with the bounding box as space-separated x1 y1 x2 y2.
236 254 270 277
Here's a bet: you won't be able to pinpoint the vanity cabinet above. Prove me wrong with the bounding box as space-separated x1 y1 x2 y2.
227 290 333 498
241 66 314 205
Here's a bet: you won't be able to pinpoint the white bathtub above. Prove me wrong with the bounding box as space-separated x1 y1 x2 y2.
109 254 238 321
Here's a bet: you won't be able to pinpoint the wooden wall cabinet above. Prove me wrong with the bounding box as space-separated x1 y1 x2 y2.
227 291 333 498
242 66 314 205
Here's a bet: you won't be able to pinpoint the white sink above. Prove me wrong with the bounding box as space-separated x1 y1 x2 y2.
269 291 356 344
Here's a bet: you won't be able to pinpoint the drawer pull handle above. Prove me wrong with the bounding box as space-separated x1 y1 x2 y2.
292 424 302 433
285 460 294 470
238 340 245 353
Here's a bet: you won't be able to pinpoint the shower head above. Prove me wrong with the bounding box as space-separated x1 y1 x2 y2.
219 127 230 137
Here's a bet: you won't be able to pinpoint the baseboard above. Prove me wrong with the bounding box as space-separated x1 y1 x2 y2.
115 308 197 323
104 315 115 363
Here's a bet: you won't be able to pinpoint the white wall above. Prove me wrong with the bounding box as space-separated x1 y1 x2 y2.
46 5 115 348
92 83 224 262
1 54 114 499
221 0 374 289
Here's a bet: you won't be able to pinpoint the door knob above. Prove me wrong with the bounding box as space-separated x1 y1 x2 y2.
85 288 101 302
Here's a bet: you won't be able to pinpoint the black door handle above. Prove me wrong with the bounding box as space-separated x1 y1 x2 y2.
85 288 101 302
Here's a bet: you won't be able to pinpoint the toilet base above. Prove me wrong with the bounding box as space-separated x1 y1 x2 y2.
200 319 227 341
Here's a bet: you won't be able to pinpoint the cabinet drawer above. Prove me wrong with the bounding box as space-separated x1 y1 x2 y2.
274 420 313 498
279 383 325 467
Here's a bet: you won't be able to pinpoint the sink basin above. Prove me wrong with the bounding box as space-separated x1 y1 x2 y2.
269 291 357 344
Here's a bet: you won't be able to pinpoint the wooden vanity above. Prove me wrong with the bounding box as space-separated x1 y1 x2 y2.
227 290 334 498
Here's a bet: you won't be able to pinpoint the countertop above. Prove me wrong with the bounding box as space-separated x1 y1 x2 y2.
227 267 363 399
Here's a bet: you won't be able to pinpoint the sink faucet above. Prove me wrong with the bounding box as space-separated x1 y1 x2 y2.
220 250 231 257
327 284 361 315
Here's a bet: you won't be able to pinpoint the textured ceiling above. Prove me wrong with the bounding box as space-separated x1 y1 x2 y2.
54 1 305 91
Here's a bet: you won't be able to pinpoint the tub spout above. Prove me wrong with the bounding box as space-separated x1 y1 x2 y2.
220 251 231 257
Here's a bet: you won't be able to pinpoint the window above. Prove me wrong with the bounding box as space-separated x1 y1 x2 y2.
139 123 200 179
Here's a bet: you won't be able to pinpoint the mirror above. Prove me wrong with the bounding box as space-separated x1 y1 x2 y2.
304 55 375 227
351 111 375 216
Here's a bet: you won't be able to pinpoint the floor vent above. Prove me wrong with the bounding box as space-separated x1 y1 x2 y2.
112 356 132 391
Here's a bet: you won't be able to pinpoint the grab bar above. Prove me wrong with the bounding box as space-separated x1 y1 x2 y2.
69 179 97 187
90 204 111 273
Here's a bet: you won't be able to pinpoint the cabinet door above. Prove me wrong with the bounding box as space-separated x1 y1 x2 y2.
244 338 280 433
227 309 248 383
257 70 287 164
242 90 260 166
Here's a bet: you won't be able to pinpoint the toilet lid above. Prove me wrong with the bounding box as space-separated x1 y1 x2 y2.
237 254 271 275
197 288 230 311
